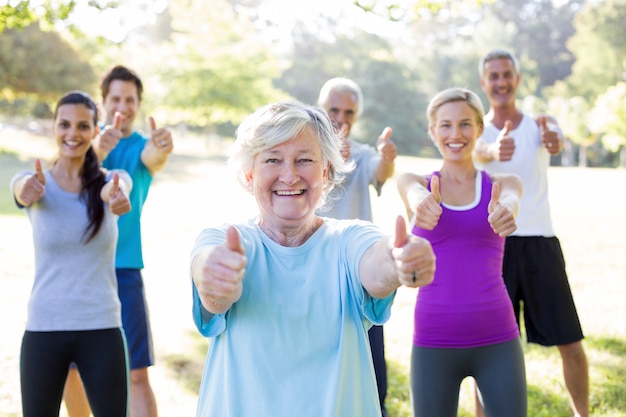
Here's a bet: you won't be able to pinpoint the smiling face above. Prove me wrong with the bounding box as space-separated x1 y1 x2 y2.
430 101 483 162
480 57 521 110
53 103 99 160
102 79 140 135
248 126 329 231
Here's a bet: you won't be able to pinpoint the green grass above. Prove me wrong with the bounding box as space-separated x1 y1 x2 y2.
0 150 33 215
3 129 625 416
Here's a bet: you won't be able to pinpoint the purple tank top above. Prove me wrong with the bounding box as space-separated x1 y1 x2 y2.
411 171 519 348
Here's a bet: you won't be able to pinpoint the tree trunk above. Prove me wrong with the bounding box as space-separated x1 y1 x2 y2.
578 145 587 167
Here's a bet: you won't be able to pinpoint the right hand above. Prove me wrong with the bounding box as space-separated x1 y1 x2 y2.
194 226 247 312
95 112 123 157
18 159 46 205
492 120 515 161
414 175 442 230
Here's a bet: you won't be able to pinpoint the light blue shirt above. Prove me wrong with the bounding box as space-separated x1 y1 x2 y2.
319 140 382 221
190 217 395 417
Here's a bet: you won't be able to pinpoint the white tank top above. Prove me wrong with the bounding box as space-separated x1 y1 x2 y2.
475 114 555 236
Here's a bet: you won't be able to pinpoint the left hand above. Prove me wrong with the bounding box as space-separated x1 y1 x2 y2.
391 215 435 287
150 116 174 153
108 173 131 215
487 182 517 237
538 116 561 155
376 127 397 164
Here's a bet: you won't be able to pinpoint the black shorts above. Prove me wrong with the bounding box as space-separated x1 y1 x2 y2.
503 236 584 346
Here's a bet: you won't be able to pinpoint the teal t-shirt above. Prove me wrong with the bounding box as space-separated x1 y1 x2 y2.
190 217 395 417
102 131 152 268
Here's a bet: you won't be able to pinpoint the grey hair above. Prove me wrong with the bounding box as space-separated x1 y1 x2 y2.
478 49 520 77
426 87 485 141
317 77 364 117
228 101 352 209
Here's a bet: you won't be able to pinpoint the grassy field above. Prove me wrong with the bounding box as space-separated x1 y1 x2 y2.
1 128 625 416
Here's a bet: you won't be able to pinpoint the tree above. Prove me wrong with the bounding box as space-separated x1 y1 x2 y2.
0 1 116 33
548 95 596 167
558 0 626 102
588 83 626 167
275 25 431 156
156 0 287 128
0 24 96 104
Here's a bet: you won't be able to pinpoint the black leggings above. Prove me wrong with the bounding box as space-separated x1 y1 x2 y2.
410 338 527 417
20 328 129 417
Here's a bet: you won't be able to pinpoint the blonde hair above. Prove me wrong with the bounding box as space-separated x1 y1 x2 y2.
426 87 485 141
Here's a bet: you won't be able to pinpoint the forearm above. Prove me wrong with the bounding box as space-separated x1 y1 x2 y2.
473 140 495 164
397 173 429 218
374 160 394 184
359 238 400 299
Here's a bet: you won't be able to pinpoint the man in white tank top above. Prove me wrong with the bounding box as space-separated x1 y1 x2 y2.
472 49 589 417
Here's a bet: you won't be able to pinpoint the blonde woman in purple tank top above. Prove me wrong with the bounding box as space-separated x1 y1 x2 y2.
397 87 527 417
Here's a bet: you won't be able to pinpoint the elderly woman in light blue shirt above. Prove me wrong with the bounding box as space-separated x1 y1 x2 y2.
190 101 435 417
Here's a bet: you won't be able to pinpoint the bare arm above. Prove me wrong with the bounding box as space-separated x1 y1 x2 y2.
397 172 441 230
359 216 435 299
374 127 397 184
141 116 173 175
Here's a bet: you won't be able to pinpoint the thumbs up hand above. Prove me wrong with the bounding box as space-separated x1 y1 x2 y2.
93 112 123 161
391 215 436 288
192 226 247 314
106 172 131 215
376 127 397 164
492 120 515 161
413 175 442 230
538 116 562 155
16 159 46 206
149 117 173 154
487 181 518 237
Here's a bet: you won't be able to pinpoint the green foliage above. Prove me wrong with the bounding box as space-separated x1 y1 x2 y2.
561 0 626 102
275 28 432 156
0 24 97 102
156 0 288 126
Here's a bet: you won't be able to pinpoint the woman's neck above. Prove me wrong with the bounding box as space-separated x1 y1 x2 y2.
258 216 323 247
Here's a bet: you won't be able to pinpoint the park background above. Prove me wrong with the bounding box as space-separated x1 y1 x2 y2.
1 0 625 416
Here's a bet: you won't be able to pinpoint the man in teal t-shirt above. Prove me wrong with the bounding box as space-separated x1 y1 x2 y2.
63 65 173 417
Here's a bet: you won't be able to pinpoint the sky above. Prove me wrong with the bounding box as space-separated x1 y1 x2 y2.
62 0 403 43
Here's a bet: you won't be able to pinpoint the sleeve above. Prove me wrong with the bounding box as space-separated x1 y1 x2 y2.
343 220 395 326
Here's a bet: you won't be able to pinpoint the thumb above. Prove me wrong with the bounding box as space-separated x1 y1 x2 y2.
538 116 548 132
149 116 157 132
379 127 392 142
113 112 122 130
226 226 244 254
34 159 45 185
430 175 441 204
109 172 120 198
488 181 501 214
393 215 408 248
502 120 512 136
